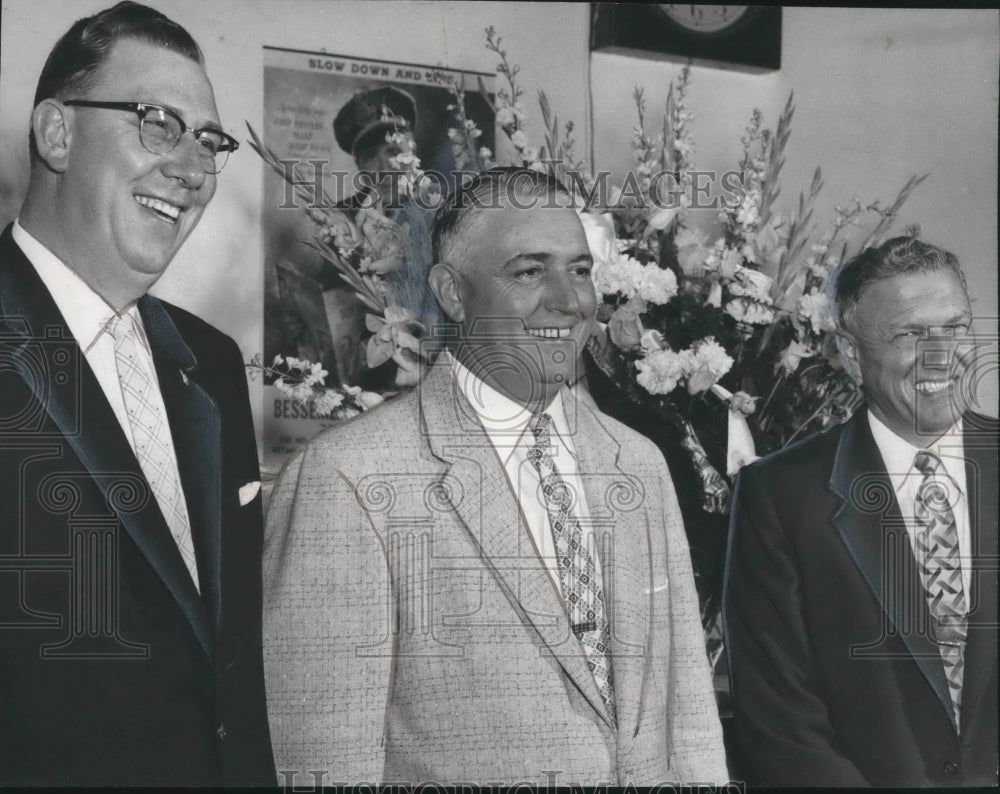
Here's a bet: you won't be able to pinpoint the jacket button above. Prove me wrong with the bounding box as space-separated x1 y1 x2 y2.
943 761 958 775
216 723 227 741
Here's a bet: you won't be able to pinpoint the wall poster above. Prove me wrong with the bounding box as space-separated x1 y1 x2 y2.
258 46 495 471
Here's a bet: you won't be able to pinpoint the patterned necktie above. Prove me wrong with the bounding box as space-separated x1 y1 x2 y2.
913 449 966 730
526 412 616 724
110 314 200 592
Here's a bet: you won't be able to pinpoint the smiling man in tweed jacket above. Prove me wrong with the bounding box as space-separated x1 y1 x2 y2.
263 168 727 786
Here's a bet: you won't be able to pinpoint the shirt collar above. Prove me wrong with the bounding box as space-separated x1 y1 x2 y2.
867 408 966 494
12 218 139 353
447 350 571 459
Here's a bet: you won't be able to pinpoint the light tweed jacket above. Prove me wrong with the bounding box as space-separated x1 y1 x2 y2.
263 360 727 786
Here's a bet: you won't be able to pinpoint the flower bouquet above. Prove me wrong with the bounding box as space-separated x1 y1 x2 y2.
466 35 927 674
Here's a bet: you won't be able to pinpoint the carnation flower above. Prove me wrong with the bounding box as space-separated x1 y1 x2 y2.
635 348 690 395
592 253 643 300
592 253 677 307
693 337 733 378
510 130 528 149
686 337 734 394
637 265 678 305
725 298 775 325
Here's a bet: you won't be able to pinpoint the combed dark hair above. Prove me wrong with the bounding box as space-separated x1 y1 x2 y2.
431 166 571 269
30 1 202 158
833 236 968 329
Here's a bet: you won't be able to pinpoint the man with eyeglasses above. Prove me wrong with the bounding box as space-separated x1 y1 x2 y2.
0 2 274 786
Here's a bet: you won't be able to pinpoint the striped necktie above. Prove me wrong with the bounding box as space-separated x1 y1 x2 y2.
912 449 966 730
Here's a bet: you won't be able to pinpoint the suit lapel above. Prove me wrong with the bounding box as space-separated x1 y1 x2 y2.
0 228 212 657
420 361 612 726
572 396 653 737
829 410 953 724
956 415 998 735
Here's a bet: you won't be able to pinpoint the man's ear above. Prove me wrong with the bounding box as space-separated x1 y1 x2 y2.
428 263 465 323
32 99 72 173
835 328 862 385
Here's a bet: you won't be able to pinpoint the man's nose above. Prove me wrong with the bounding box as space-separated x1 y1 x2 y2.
545 269 583 316
162 134 209 189
920 335 964 371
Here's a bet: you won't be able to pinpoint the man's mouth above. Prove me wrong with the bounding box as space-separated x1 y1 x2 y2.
135 195 181 223
915 378 955 394
525 327 573 339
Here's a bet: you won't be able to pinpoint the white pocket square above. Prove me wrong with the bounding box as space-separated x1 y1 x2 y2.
239 481 261 506
645 578 669 595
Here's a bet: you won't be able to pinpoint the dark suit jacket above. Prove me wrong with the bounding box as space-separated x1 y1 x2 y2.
724 408 998 787
0 225 275 786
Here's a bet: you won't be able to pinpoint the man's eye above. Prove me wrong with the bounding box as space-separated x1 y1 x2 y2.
514 267 542 280
196 134 222 155
572 265 593 277
142 116 173 138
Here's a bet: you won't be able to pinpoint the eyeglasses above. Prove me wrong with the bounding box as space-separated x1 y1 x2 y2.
63 100 239 174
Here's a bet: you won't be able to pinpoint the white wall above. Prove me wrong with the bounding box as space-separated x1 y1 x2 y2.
591 7 999 413
0 0 591 440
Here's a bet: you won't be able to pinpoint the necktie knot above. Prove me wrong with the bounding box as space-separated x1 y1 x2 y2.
914 449 942 477
108 312 136 343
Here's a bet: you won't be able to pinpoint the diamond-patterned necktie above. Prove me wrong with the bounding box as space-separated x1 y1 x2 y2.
110 314 200 592
913 449 966 730
527 412 616 724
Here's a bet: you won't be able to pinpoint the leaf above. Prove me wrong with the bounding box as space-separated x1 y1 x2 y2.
858 172 929 251
759 92 795 226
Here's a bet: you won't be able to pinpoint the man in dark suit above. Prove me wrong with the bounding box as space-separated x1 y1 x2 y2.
0 3 274 785
724 236 997 786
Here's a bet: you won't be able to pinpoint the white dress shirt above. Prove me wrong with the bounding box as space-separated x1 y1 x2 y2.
868 409 971 596
12 218 191 523
449 352 603 597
